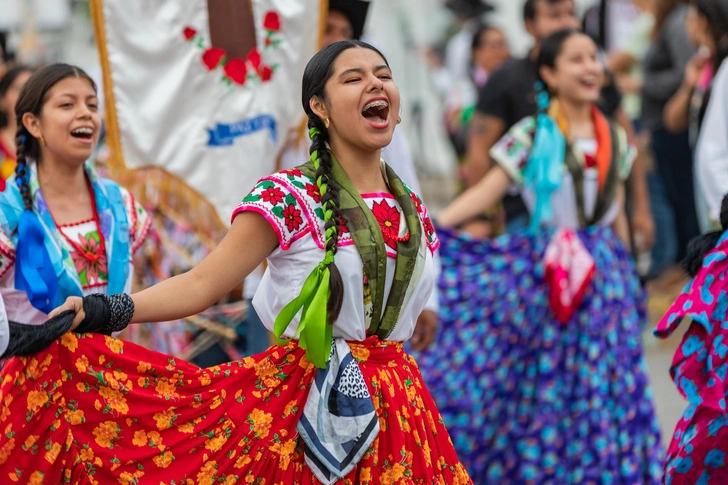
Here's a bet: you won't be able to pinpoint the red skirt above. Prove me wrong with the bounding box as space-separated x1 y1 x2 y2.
0 333 471 484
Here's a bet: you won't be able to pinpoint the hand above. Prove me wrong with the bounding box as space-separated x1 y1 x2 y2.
48 296 85 331
684 52 709 89
631 210 656 251
410 310 438 351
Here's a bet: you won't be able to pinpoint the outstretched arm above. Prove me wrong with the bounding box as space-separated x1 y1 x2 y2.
436 165 511 228
53 211 278 327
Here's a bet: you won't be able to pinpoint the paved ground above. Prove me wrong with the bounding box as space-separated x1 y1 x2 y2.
643 277 688 447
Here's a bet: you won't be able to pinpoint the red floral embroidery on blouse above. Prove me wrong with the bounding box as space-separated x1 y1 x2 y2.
71 234 108 283
337 215 350 236
260 186 285 205
409 191 422 211
282 204 303 232
372 199 401 250
305 183 322 203
282 168 304 178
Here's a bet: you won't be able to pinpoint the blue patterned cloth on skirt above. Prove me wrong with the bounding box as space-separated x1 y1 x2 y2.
412 226 665 484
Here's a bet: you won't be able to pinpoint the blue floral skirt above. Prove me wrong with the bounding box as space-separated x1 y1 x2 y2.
413 227 665 484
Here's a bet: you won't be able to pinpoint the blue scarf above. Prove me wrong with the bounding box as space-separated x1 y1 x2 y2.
0 163 131 313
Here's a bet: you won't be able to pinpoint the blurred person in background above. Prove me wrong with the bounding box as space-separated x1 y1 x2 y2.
417 29 664 483
0 66 33 191
464 0 654 255
679 0 728 231
642 0 700 283
445 24 510 157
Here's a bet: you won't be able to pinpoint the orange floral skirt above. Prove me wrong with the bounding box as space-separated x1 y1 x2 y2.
0 333 471 484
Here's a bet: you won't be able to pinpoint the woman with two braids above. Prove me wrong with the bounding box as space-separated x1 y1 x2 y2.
0 43 471 484
0 64 151 355
413 30 664 483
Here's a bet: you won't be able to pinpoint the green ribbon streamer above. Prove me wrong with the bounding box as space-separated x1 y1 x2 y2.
273 253 335 369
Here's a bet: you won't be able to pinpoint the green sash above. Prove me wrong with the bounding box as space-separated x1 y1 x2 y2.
274 152 423 367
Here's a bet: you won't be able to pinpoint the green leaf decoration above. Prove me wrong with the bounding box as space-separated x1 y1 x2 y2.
272 206 285 218
285 194 295 206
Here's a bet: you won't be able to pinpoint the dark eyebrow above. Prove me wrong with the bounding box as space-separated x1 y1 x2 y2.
339 65 392 79
55 93 98 101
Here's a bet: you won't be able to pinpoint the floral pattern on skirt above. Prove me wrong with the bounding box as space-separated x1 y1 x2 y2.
654 234 728 485
412 227 664 484
0 334 471 484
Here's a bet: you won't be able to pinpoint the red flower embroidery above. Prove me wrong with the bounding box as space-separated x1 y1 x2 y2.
423 216 435 239
282 204 303 232
409 191 422 212
71 234 108 284
183 27 197 41
202 47 226 71
246 48 262 71
283 168 304 177
259 65 273 82
304 183 321 203
371 199 401 250
265 37 272 47
337 215 350 236
260 186 285 205
263 11 281 32
224 58 248 85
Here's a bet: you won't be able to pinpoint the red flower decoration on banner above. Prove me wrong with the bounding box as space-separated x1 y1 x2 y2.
263 11 281 32
265 37 272 47
224 58 248 85
261 186 285 205
202 47 226 71
282 204 303 232
372 199 401 250
259 65 273 82
183 27 197 41
246 48 262 71
305 183 321 203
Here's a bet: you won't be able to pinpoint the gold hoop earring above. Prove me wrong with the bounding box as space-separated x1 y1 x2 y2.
324 118 330 129
396 116 402 125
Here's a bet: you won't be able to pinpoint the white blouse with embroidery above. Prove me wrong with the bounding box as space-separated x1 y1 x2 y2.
0 188 151 325
232 168 440 343
490 116 637 228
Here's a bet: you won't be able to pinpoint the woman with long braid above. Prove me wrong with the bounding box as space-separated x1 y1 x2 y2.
0 64 150 350
0 42 470 484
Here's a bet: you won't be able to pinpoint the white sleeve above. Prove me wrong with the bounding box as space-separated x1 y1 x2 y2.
696 62 728 223
423 249 440 314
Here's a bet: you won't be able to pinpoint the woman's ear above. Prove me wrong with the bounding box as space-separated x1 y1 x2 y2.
22 112 42 139
539 66 557 94
309 95 329 124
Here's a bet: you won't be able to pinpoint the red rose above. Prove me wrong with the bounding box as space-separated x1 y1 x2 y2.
224 58 248 85
202 47 226 71
259 65 273 82
263 11 281 32
246 48 262 71
265 37 272 47
183 27 197 40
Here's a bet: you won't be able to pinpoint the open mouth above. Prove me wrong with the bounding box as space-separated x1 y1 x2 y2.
362 100 390 124
71 127 94 140
579 76 599 89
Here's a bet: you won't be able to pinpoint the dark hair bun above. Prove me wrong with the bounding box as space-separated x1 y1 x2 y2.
681 193 728 277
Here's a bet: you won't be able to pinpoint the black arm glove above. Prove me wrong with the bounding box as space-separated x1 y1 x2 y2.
2 294 134 359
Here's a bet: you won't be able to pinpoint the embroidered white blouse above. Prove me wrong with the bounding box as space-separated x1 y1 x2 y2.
232 167 440 343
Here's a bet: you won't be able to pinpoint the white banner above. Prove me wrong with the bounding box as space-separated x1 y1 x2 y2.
93 0 324 232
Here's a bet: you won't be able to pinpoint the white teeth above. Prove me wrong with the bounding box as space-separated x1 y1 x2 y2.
363 100 388 111
72 127 93 135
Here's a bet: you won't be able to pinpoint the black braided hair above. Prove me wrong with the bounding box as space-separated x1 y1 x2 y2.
12 64 97 211
301 40 391 324
682 194 728 277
